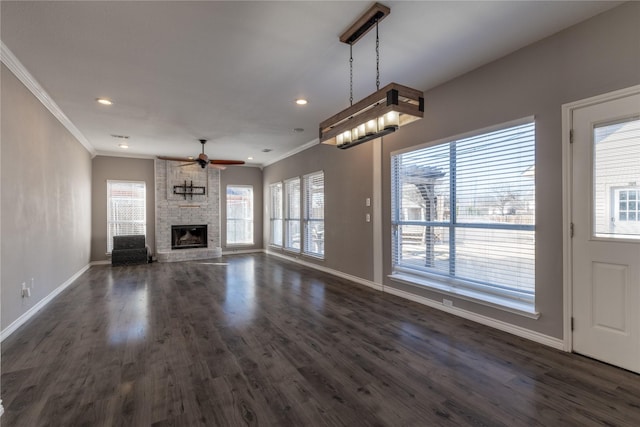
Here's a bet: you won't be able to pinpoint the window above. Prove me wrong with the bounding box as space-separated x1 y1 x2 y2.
107 181 146 253
269 182 283 246
391 120 536 310
284 177 301 252
226 185 253 245
617 189 639 222
303 171 325 258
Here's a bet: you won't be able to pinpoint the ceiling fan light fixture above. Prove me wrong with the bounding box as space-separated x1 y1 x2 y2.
96 98 113 106
157 139 245 169
320 2 424 150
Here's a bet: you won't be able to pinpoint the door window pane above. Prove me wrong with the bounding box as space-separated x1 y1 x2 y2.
593 118 640 239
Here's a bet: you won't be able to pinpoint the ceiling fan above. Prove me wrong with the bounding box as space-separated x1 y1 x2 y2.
158 139 245 169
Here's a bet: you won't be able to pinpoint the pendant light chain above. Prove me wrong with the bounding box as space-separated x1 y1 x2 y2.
375 18 380 91
349 43 354 106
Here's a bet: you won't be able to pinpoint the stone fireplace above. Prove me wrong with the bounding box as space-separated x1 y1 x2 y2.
155 160 222 262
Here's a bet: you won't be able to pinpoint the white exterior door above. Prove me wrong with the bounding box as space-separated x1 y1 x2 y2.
571 89 640 373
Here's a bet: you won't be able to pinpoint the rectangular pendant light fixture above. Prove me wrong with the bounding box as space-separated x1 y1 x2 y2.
319 3 424 149
320 82 424 149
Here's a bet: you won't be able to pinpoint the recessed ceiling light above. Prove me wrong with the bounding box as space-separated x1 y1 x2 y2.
262 148 273 153
247 156 254 160
188 156 194 160
293 128 304 133
96 98 113 106
118 143 129 149
295 99 308 105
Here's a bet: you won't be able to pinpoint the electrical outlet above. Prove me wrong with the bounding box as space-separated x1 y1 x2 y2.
366 213 371 222
443 298 453 307
21 283 28 298
366 197 371 207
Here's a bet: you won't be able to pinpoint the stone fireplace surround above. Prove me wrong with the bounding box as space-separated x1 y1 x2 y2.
155 160 222 262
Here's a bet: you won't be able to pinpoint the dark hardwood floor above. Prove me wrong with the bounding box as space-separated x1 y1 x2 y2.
2 253 639 426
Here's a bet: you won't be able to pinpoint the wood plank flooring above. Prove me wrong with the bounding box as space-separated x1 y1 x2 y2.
2 253 640 426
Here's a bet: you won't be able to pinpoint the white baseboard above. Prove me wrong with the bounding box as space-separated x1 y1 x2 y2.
90 260 111 266
383 286 564 350
265 250 383 292
0 399 4 417
0 263 91 342
264 251 563 350
222 248 264 255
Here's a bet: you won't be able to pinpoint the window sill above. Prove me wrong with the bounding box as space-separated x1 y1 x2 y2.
302 252 325 261
389 273 540 320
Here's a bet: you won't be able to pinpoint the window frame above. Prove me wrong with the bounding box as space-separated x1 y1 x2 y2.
226 184 254 246
390 118 537 316
106 180 146 254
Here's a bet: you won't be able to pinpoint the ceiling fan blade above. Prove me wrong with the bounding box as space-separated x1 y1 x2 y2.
158 156 196 163
209 159 246 165
178 162 198 167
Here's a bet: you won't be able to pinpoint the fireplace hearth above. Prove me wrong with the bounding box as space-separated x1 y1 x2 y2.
171 225 207 250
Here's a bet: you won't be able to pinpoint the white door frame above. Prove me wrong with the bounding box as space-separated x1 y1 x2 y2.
562 84 640 352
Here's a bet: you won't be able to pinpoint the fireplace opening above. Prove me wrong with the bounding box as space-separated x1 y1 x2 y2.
171 225 208 250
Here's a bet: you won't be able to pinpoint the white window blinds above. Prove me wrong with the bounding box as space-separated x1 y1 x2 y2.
270 182 283 246
107 181 146 253
391 120 536 308
284 177 301 252
226 185 254 245
303 171 325 258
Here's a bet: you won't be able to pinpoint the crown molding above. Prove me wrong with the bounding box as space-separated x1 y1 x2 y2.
1 42 96 157
94 150 156 160
262 138 320 168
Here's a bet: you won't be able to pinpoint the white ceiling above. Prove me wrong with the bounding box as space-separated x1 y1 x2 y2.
1 1 620 166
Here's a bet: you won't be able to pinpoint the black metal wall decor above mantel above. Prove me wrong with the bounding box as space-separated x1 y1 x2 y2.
173 180 206 200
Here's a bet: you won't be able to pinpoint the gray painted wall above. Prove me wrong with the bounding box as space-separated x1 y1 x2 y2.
263 3 640 339
1 64 92 331
263 142 375 281
91 156 156 262
220 166 264 252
